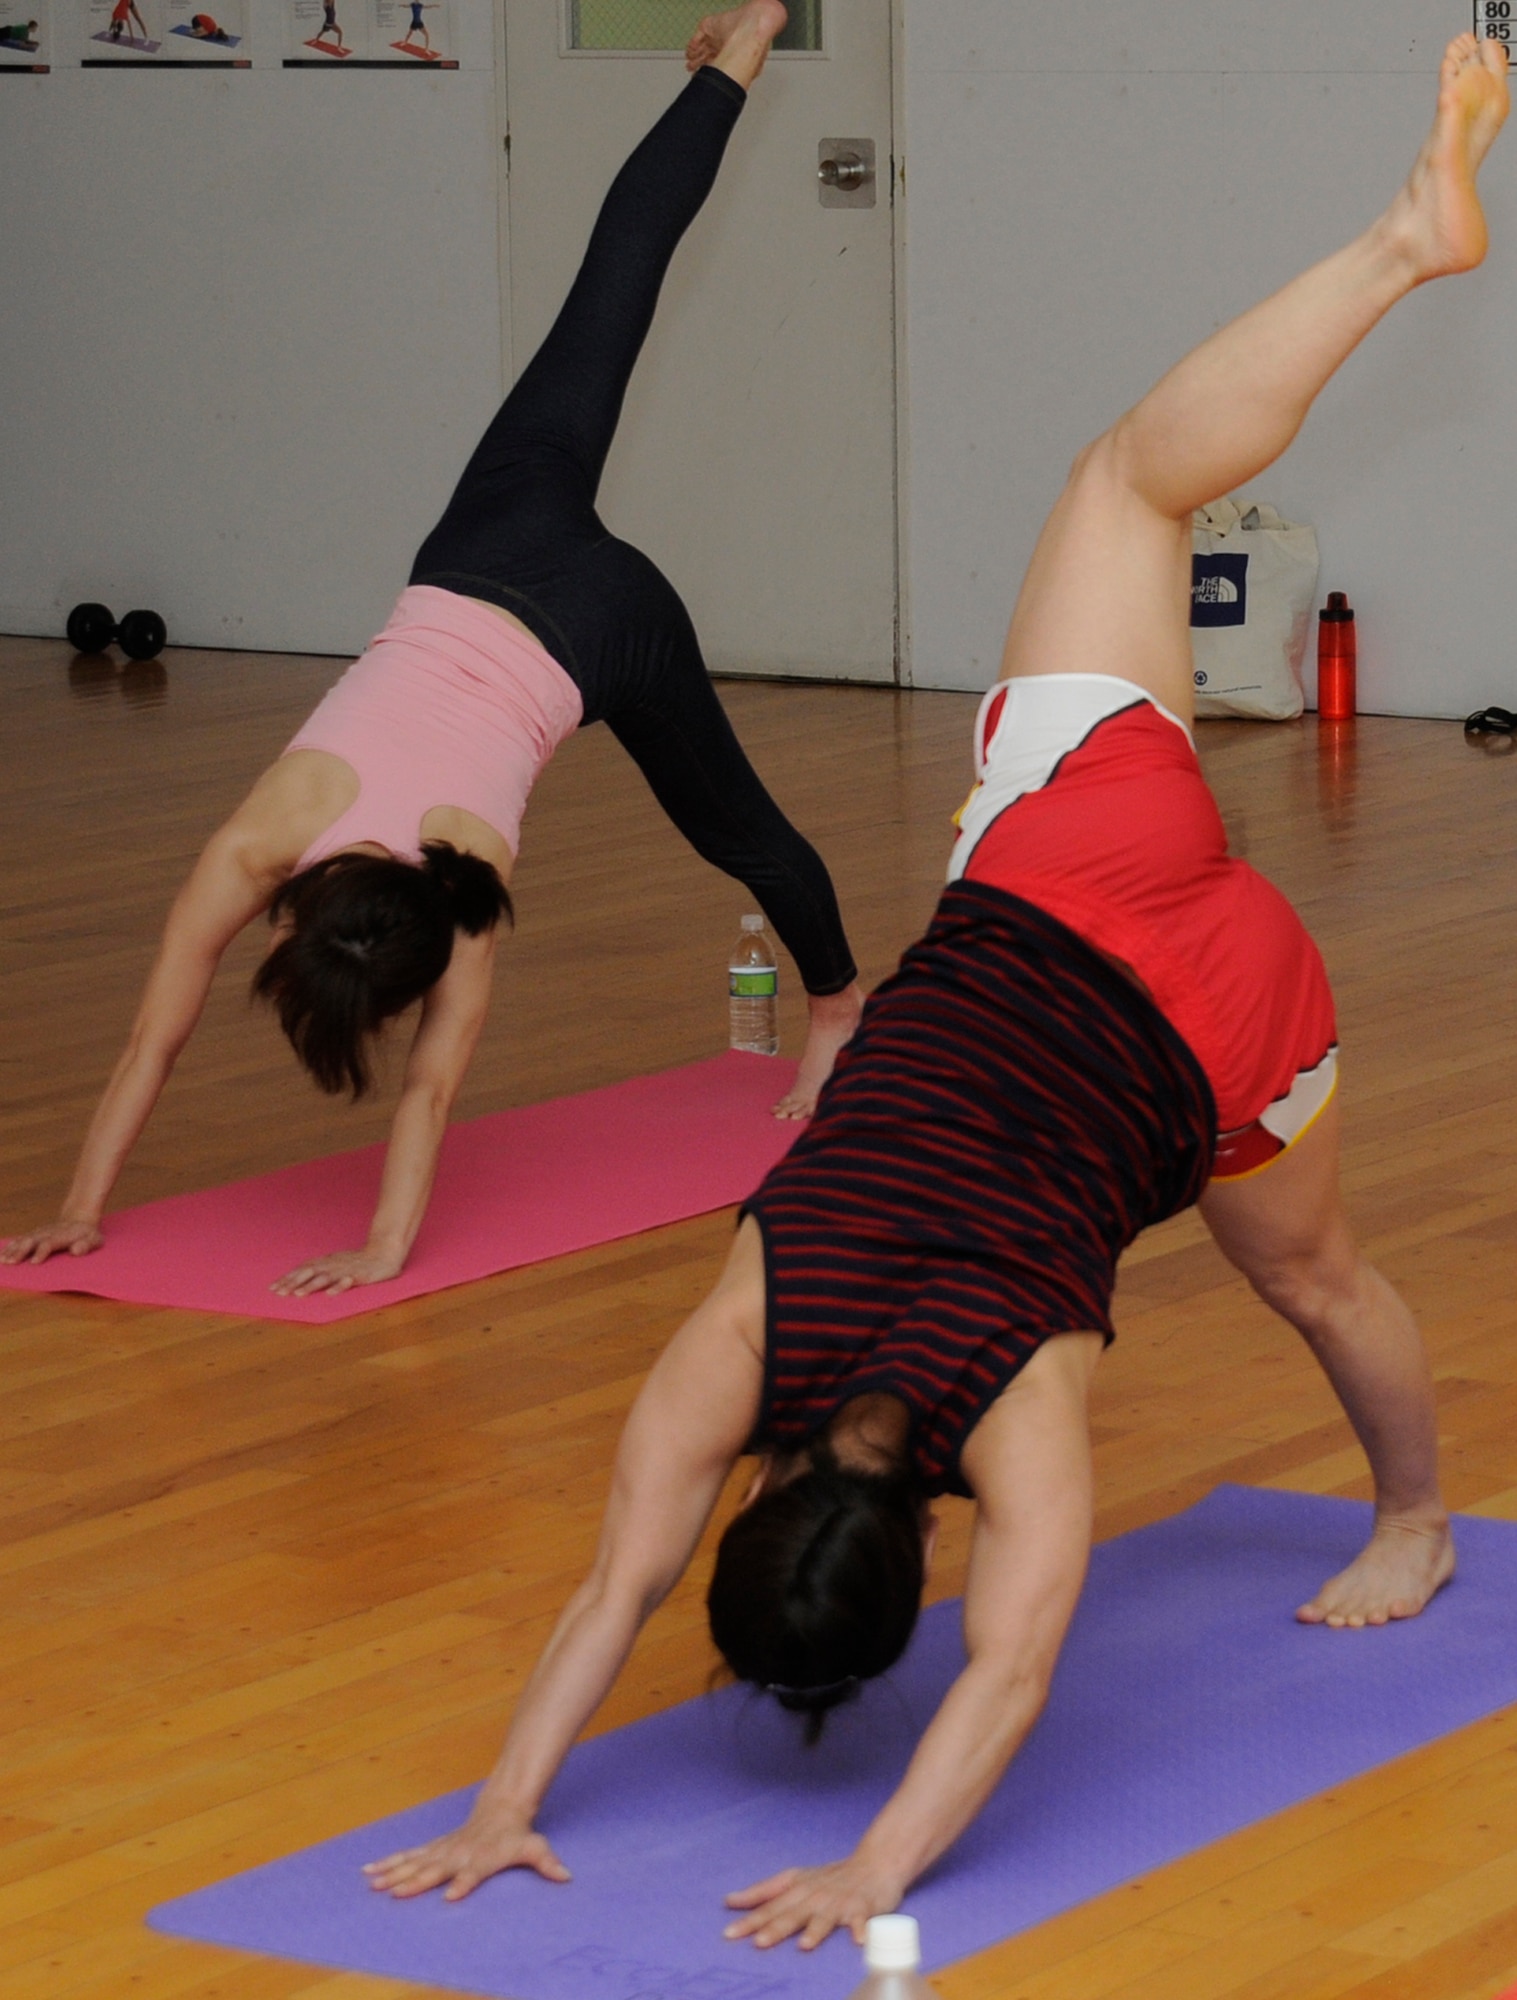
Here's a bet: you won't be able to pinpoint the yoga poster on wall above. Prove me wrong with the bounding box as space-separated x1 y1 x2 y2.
83 0 247 63
160 0 247 60
82 0 164 60
285 0 358 62
374 0 454 67
0 0 50 69
283 0 456 68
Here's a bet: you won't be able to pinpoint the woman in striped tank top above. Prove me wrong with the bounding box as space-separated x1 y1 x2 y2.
367 35 1506 1948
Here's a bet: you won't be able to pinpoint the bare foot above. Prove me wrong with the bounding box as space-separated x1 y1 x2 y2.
1296 1514 1455 1629
773 981 863 1120
1386 33 1508 281
686 0 787 88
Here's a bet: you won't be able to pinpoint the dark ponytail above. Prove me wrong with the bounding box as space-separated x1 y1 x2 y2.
253 841 512 1097
707 1440 926 1745
419 841 514 937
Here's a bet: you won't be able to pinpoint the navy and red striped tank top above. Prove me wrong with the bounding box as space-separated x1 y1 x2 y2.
743 880 1214 1497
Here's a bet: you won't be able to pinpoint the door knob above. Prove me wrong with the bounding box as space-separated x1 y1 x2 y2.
820 152 868 190
817 138 876 208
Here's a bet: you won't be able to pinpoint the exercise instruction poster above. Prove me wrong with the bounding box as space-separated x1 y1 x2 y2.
83 0 248 62
375 0 452 65
286 0 354 61
0 0 50 68
83 0 163 60
285 0 454 65
162 0 247 59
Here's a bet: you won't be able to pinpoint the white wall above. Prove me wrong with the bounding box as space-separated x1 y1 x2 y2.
899 1 1517 716
0 5 503 656
10 1 1516 712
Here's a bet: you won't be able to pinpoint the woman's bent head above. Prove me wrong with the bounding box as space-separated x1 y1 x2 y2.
253 841 511 1096
707 1439 927 1743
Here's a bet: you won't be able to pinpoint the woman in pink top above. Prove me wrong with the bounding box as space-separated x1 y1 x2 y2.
3 3 862 1300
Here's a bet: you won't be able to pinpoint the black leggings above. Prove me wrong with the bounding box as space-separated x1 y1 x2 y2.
409 69 857 997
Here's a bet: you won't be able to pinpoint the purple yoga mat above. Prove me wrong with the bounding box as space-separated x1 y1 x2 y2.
149 1485 1517 1999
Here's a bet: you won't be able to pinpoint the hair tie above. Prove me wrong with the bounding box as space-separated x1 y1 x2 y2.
763 1674 861 1701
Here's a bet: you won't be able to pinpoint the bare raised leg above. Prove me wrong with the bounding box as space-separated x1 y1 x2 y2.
686 0 788 89
773 981 864 1120
997 34 1509 724
1199 1098 1454 1628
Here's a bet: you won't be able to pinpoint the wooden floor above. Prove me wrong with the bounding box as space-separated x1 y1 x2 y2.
4 634 1517 2000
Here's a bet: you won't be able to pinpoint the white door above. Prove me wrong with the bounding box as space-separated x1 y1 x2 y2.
500 0 898 682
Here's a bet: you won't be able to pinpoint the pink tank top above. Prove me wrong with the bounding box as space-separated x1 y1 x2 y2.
285 586 583 869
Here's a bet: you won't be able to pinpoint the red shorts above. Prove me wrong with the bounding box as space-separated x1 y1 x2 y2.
948 676 1337 1181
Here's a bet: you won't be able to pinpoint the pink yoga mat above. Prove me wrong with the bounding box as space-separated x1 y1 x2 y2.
0 1053 798 1325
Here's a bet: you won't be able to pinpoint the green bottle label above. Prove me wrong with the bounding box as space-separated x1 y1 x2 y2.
730 970 777 999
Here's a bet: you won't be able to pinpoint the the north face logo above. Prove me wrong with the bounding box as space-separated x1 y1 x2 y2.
1191 552 1249 627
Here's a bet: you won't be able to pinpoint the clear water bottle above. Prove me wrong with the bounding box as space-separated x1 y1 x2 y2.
846 1916 935 2000
728 914 779 1056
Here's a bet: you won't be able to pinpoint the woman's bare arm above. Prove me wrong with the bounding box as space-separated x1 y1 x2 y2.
270 926 498 1296
723 1330 1102 1951
365 1220 768 1900
1 824 274 1264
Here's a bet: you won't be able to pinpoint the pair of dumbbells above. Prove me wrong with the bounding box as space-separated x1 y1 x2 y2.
66 602 168 662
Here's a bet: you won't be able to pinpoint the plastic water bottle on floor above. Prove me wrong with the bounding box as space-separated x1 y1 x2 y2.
728 914 779 1056
846 1916 935 2000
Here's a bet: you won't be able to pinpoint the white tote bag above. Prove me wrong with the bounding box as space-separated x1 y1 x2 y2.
1190 499 1319 720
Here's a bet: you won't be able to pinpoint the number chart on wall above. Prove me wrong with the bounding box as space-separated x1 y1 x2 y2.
1477 0 1515 59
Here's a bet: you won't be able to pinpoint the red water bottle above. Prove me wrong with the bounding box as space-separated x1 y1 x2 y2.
1317 591 1356 720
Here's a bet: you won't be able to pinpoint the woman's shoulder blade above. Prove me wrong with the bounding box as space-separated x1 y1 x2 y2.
227 749 362 875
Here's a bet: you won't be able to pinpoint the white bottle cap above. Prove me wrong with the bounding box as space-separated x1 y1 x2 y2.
741 914 765 931
864 1915 921 1973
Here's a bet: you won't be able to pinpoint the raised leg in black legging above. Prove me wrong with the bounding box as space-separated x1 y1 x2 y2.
508 66 745 489
420 65 745 550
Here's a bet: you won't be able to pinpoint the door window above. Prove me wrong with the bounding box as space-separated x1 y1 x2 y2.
566 1 821 53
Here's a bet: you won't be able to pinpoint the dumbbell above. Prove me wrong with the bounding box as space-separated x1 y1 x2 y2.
66 602 168 662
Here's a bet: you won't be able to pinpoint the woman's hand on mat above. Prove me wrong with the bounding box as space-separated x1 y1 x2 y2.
270 1245 404 1297
0 1217 104 1265
723 1856 904 1950
363 1819 571 1901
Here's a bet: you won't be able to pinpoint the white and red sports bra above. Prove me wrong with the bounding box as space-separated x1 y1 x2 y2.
949 674 1338 1179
